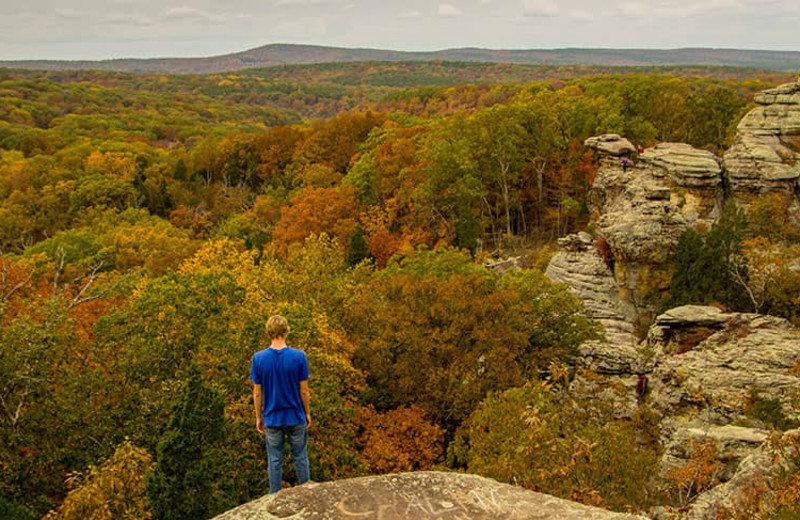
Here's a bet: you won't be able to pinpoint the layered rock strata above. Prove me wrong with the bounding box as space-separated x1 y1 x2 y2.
545 232 638 345
554 83 800 342
555 139 724 339
646 305 800 424
724 82 800 207
568 304 800 518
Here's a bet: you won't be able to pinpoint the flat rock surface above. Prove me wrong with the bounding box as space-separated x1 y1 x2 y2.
212 472 649 520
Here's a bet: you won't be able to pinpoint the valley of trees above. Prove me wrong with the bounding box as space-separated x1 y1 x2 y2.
1 63 799 519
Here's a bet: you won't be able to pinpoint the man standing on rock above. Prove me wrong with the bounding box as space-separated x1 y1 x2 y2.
251 315 311 493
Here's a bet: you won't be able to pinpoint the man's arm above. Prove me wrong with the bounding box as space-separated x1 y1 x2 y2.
299 380 311 427
253 383 265 435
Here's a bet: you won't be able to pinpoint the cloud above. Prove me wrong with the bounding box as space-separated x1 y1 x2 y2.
612 0 783 20
55 8 154 27
568 8 593 20
164 5 226 23
522 0 559 17
401 10 423 19
438 2 462 18
106 12 155 26
274 0 351 6
55 8 85 19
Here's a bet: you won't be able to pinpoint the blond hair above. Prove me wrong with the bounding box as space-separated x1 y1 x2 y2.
265 315 290 340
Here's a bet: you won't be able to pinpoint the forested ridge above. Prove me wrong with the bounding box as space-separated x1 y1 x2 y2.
1 63 799 519
3 44 800 74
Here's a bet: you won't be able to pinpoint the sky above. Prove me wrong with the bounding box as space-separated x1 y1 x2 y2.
0 0 798 60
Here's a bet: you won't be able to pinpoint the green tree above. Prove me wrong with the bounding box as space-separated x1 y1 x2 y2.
146 369 228 520
0 496 34 520
667 203 751 311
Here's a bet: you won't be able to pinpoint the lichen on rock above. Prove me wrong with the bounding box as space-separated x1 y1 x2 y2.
211 472 650 520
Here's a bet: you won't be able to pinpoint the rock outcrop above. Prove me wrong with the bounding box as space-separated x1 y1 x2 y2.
646 305 800 424
552 83 800 342
584 134 637 157
680 429 800 520
545 232 638 345
212 472 649 520
659 423 769 482
567 305 800 519
724 82 800 208
560 140 725 338
543 83 800 519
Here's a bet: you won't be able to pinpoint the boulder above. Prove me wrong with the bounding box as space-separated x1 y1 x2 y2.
584 134 637 156
640 143 723 190
485 255 522 275
211 471 650 520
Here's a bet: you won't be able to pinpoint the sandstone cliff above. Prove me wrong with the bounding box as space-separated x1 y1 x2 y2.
724 82 800 209
550 82 800 340
572 305 800 519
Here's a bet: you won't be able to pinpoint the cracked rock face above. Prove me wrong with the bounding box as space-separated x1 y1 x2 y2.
680 429 800 520
659 422 769 483
590 142 723 263
646 306 800 424
211 472 649 520
723 82 800 204
566 142 724 338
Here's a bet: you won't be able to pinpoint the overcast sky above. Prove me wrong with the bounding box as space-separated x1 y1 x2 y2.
0 0 798 60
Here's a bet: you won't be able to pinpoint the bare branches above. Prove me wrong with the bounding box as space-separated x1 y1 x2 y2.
729 254 762 313
1 261 34 304
52 246 65 292
0 385 31 429
67 262 105 312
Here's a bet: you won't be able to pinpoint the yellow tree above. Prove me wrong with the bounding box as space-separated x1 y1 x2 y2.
44 441 154 520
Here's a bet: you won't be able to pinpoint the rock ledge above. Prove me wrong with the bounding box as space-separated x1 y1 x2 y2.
212 471 648 520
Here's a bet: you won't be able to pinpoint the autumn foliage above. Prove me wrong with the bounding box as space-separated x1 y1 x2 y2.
356 407 444 473
1 63 797 519
43 442 154 520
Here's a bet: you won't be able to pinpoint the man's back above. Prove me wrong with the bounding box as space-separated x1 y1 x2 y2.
250 347 308 427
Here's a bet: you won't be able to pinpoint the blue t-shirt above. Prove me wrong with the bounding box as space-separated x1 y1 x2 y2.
250 346 309 427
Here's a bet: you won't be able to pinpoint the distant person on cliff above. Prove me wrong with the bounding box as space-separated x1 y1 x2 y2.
621 157 629 172
251 315 311 493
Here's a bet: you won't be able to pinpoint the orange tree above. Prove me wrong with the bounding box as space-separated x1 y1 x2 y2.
345 248 598 436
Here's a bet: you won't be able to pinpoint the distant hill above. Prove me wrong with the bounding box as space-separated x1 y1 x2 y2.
1 44 799 74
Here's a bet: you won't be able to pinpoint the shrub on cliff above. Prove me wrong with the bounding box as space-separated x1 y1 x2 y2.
460 379 663 511
667 203 751 311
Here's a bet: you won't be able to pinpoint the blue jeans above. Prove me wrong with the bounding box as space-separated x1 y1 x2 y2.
266 424 309 493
